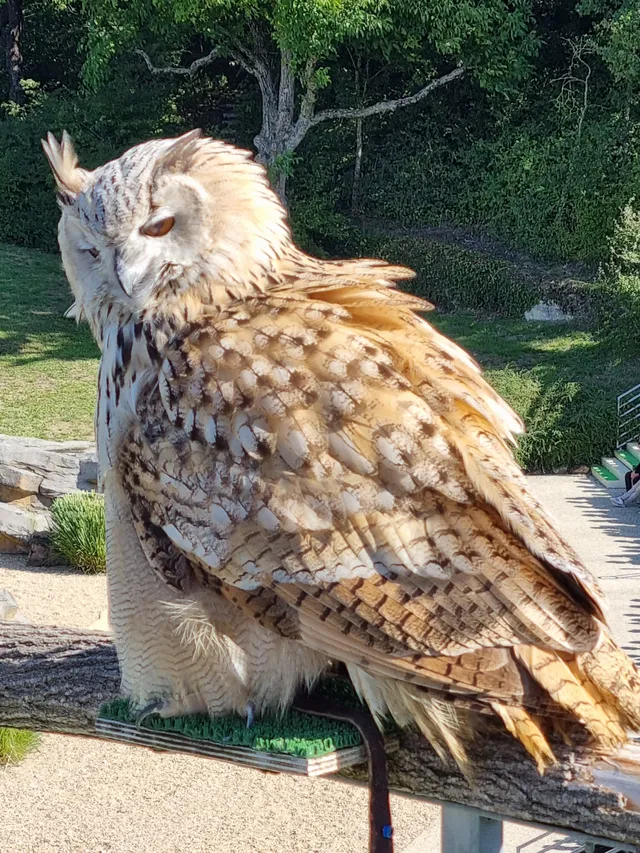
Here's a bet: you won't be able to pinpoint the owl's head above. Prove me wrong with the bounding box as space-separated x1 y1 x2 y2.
42 130 290 321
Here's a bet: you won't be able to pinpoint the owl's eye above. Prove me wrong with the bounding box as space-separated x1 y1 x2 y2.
86 247 100 259
141 216 175 238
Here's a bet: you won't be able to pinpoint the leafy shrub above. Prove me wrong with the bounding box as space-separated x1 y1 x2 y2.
590 201 640 351
50 492 106 574
0 728 40 765
487 367 616 472
314 230 539 316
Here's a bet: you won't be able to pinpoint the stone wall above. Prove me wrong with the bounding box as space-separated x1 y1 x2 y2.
0 434 97 553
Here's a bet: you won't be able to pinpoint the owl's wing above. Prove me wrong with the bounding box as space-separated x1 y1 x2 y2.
118 284 617 719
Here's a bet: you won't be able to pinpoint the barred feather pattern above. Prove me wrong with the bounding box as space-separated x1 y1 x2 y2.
45 130 640 772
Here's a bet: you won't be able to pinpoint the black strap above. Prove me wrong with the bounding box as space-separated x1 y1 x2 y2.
293 690 394 853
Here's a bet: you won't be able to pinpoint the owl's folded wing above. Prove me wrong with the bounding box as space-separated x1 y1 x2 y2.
118 287 611 713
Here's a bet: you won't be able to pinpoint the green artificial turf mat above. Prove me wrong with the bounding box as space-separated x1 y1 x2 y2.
99 678 393 759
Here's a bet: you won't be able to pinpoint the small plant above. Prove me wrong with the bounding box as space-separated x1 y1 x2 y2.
0 727 40 765
50 491 106 574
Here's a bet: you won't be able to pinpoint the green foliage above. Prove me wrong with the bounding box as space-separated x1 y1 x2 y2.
0 728 40 765
0 74 189 250
81 0 537 92
581 0 640 103
589 199 640 350
433 313 634 472
609 199 640 272
50 492 106 574
319 231 539 316
347 113 639 264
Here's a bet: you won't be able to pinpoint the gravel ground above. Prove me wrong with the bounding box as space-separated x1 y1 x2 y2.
0 474 638 852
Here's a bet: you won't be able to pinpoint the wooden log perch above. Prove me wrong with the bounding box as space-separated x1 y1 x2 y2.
2 622 640 846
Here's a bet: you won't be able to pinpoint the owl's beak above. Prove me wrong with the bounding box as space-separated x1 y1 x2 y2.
114 249 148 300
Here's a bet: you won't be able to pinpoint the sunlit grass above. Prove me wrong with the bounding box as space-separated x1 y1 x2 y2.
0 728 40 765
0 243 99 439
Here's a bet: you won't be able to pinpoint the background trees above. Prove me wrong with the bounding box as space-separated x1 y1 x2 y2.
77 0 535 198
2 1 640 471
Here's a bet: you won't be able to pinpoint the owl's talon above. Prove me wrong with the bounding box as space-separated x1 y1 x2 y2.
135 700 164 727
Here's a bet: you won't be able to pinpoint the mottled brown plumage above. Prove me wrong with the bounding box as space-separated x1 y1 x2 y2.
43 129 640 772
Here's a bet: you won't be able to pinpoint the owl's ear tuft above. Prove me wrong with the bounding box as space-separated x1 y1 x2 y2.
152 128 203 177
41 130 88 202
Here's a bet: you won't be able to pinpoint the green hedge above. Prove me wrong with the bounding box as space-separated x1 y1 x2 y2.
317 231 540 317
0 79 189 251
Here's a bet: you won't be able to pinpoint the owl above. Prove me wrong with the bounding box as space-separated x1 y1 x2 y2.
43 129 640 771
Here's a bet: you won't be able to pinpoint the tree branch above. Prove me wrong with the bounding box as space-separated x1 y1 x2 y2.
311 66 465 126
285 66 465 157
135 48 219 77
2 621 640 846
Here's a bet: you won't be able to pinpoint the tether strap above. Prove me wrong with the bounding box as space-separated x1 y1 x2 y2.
293 691 394 853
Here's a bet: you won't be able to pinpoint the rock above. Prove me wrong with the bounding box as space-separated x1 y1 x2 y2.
27 532 54 566
569 465 590 475
0 434 98 552
0 589 29 623
0 463 43 495
0 503 50 553
552 466 569 475
0 434 97 504
0 589 19 620
524 301 573 323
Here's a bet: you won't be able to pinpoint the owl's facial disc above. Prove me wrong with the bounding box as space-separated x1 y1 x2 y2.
45 129 291 326
65 162 207 312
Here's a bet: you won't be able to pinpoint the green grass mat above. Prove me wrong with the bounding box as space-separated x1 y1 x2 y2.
99 679 391 759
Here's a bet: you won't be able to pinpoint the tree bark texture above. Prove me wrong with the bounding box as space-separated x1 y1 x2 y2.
0 622 119 733
2 621 640 845
1 0 25 105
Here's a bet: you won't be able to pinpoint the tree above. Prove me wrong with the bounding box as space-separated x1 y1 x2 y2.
0 0 25 105
81 0 537 200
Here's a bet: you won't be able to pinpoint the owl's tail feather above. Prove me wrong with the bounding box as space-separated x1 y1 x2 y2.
350 629 640 775
577 632 640 729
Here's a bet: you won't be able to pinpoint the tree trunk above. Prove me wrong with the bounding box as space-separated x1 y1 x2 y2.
252 49 296 204
2 621 640 845
351 117 364 216
0 623 119 733
2 0 25 105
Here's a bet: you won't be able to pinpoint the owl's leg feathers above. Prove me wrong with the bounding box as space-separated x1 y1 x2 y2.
105 481 252 719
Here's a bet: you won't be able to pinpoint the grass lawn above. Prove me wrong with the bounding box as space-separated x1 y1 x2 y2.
0 243 98 440
0 242 636 471
431 312 640 471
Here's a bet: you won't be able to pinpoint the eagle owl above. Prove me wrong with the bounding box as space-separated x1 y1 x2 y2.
43 129 640 770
